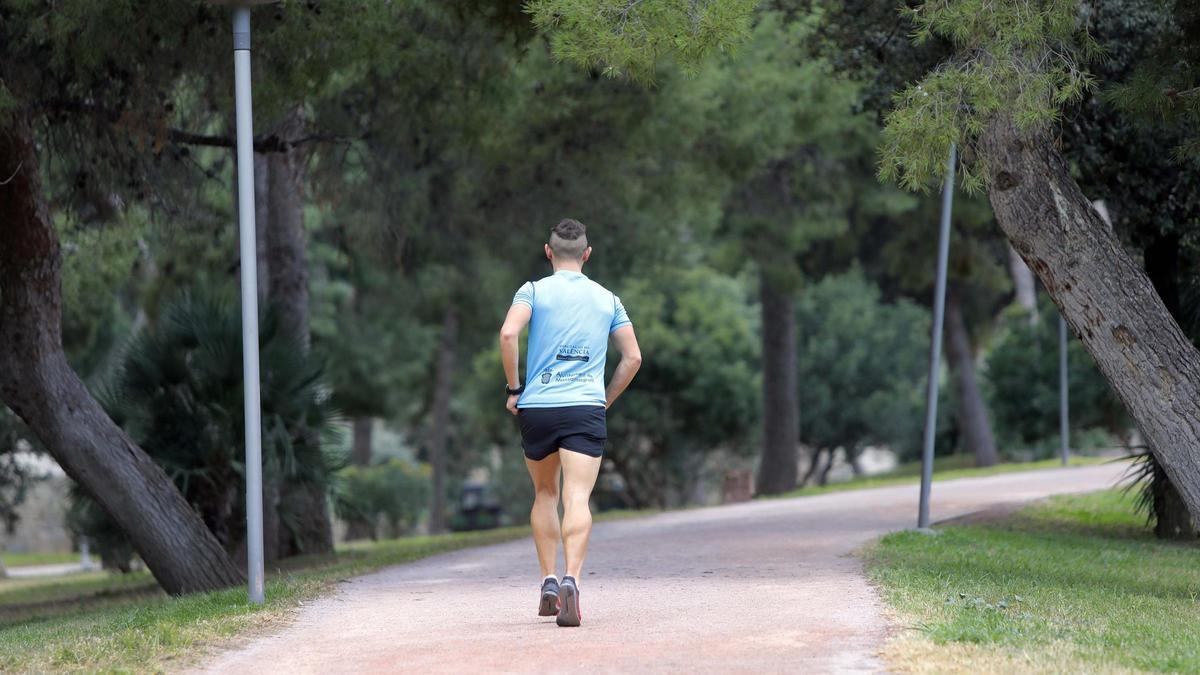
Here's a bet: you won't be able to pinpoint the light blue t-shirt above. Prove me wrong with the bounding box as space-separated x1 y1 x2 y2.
512 270 631 408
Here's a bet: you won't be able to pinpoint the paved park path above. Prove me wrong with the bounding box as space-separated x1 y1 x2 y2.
192 463 1127 675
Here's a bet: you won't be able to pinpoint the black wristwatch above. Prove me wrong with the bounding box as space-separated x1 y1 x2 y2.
505 383 524 396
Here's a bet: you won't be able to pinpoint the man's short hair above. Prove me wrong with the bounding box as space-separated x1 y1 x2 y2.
549 218 588 260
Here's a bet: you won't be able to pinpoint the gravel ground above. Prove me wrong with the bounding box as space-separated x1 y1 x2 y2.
190 463 1127 675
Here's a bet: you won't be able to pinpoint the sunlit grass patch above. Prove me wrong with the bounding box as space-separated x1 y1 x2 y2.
867 490 1200 673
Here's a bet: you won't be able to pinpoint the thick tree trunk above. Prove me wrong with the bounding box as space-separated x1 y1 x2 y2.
1155 472 1196 539
1007 244 1038 323
944 286 999 467
0 115 243 595
252 151 282 562
266 108 311 351
980 116 1200 521
264 108 329 557
756 272 799 494
427 306 458 534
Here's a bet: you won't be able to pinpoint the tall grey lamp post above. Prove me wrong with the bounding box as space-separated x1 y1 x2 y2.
917 144 956 530
212 0 275 605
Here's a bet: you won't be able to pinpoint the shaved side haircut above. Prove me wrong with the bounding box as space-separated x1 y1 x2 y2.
549 218 588 260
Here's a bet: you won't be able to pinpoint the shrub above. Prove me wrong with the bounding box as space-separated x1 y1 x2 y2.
334 459 430 539
67 291 342 566
984 295 1126 455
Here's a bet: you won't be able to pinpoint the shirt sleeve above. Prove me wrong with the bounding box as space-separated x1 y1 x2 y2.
512 282 534 309
610 294 632 333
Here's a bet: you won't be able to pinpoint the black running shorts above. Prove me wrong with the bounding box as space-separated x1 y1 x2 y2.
517 405 606 461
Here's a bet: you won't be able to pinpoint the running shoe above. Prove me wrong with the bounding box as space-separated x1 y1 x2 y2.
556 576 581 627
538 577 560 616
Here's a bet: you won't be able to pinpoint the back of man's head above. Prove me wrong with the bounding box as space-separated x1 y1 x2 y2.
549 219 588 260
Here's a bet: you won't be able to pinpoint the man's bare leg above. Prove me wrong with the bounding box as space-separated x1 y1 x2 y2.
559 449 603 579
524 453 562 578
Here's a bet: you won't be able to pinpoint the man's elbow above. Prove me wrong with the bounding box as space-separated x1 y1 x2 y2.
625 352 643 370
499 328 519 343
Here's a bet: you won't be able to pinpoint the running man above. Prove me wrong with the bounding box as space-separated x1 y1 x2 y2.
498 218 642 627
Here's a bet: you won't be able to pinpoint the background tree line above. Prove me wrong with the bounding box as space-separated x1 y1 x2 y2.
0 0 1194 594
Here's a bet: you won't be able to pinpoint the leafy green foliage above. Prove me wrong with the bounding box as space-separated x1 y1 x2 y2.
526 0 758 82
72 291 343 561
984 297 1126 451
605 267 761 506
334 459 431 539
878 0 1101 192
795 271 929 460
1102 0 1200 163
682 11 873 289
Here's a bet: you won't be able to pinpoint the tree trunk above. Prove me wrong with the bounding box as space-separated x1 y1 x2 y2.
1007 244 1038 324
265 108 329 557
252 151 283 561
1154 470 1196 539
944 286 999 467
799 448 824 487
756 272 799 494
253 152 271 301
816 449 835 486
352 417 374 467
427 306 458 534
266 108 311 351
0 114 243 595
980 116 1200 521
344 417 375 541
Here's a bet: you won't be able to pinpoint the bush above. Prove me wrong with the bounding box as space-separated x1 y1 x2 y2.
68 291 342 565
795 271 931 472
334 459 430 539
984 295 1127 454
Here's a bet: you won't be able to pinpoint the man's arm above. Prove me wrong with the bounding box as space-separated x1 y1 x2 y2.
605 325 642 409
499 303 532 414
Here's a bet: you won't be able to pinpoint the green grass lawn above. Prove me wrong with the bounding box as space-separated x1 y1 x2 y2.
866 489 1200 673
770 454 1118 499
0 508 655 673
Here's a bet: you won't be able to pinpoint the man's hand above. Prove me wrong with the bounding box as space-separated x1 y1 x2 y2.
506 394 520 415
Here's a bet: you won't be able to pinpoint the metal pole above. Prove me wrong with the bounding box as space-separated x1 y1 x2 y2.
232 6 265 605
1059 313 1070 466
917 144 956 529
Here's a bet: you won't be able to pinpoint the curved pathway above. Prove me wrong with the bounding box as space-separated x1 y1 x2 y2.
192 463 1127 674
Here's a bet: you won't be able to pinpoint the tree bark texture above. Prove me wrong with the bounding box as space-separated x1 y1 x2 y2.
253 152 270 301
266 108 311 351
756 272 799 495
981 116 1200 521
427 306 458 534
264 108 329 557
0 115 243 595
944 286 999 467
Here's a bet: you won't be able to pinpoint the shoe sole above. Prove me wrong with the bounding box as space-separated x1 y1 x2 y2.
538 590 559 616
556 584 580 627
